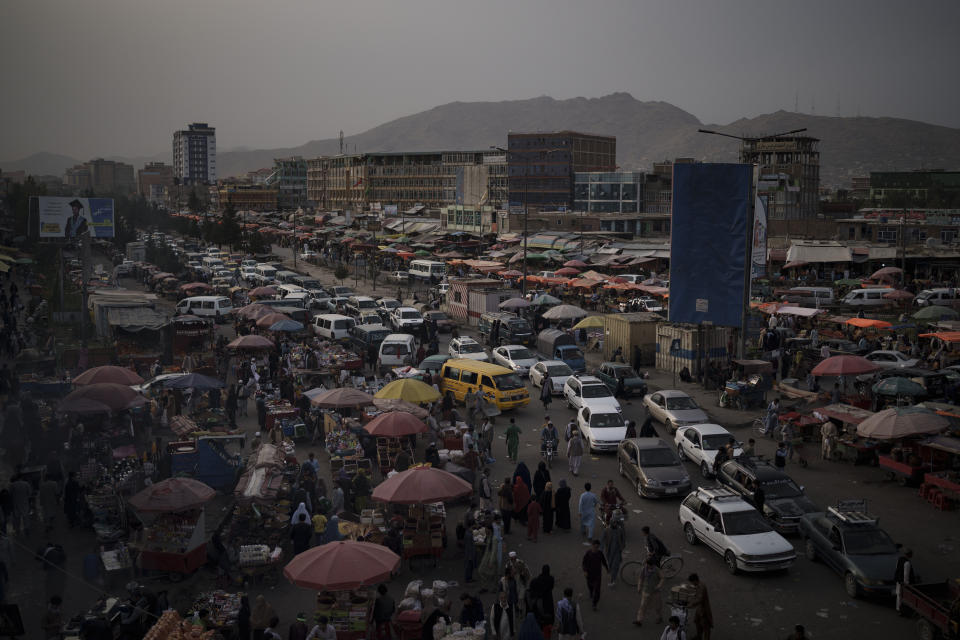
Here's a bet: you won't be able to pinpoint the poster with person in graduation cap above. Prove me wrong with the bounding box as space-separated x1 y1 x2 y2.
36 196 114 238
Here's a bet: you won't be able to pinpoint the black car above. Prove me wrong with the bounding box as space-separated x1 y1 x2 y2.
716 458 818 534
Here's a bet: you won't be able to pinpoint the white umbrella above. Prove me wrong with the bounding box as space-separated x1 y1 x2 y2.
856 407 948 440
542 304 588 321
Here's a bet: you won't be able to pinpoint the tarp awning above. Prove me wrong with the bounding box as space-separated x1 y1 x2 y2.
815 404 875 425
785 243 852 264
775 305 824 317
922 435 960 455
918 332 960 343
107 307 169 332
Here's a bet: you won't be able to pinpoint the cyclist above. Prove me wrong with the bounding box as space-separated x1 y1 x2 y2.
540 421 560 458
599 479 626 523
641 525 670 566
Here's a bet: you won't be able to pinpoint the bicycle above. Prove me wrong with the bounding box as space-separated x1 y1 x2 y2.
752 417 782 440
620 554 684 586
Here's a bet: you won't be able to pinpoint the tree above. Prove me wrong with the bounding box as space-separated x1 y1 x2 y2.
187 188 202 214
220 205 241 249
246 230 267 255
334 264 349 283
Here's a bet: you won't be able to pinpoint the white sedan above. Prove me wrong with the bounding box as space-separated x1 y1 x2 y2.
530 360 574 395
864 350 919 369
492 345 539 377
448 337 490 362
643 390 709 432
563 376 622 413
577 407 627 452
675 423 743 479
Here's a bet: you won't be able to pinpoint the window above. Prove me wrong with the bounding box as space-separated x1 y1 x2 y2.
942 230 957 244
461 371 478 385
877 227 897 242
481 375 494 388
444 367 461 381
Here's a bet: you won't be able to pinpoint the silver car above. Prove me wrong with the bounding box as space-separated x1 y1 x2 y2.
617 438 692 498
643 390 709 432
530 360 574 395
492 345 539 377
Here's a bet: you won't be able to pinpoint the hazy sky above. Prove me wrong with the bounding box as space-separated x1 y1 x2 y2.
2 0 958 160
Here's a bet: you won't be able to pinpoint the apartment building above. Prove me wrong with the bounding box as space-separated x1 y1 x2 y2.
64 158 136 193
137 162 174 205
740 135 820 219
173 122 217 185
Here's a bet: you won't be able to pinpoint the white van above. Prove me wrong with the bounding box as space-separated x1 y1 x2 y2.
915 288 958 307
842 287 894 307
176 295 233 322
253 264 278 284
274 270 300 285
378 333 416 372
311 314 355 341
783 286 834 306
409 260 446 281
276 284 307 299
201 256 224 270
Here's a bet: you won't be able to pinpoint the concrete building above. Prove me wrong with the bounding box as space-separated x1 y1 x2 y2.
306 151 506 211
441 205 499 235
574 171 643 213
740 135 820 219
495 209 670 238
269 156 308 211
64 158 135 194
218 183 277 212
869 171 960 207
173 122 217 185
137 162 174 205
507 131 616 211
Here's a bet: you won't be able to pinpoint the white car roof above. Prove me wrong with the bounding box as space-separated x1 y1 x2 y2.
503 345 530 351
539 360 569 367
457 337 480 345
579 406 620 416
578 376 604 385
682 423 730 436
397 306 419 313
658 389 692 398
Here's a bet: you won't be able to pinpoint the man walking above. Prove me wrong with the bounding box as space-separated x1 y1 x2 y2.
577 483 598 541
566 429 584 476
504 418 521 463
632 555 664 627
687 573 713 640
895 549 915 615
581 540 607 610
555 588 584 640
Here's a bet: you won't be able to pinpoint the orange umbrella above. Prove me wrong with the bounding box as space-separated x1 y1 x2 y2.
811 355 879 376
845 318 892 329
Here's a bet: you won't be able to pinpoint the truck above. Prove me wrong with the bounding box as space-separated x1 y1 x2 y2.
537 329 586 373
900 580 960 639
125 241 146 263
478 312 535 347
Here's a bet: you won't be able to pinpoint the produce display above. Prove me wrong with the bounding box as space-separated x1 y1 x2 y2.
192 591 242 628
143 610 215 640
316 589 372 639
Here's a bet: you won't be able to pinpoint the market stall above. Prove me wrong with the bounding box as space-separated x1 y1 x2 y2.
857 408 950 484
363 411 428 475
127 478 215 579
191 590 242 632
816 403 879 465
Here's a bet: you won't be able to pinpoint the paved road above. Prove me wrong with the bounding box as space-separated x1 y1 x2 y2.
8 246 953 639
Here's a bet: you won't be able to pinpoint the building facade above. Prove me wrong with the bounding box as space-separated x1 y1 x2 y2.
173 122 217 185
740 135 820 219
574 171 643 213
269 156 308 210
506 131 616 211
306 151 506 211
495 210 668 237
869 171 960 207
137 162 174 205
64 158 136 193
441 205 498 235
218 183 278 212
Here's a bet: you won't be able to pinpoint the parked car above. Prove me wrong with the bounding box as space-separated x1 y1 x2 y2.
390 306 424 332
576 406 626 452
330 286 355 297
799 505 901 598
422 310 454 333
675 423 743 479
679 486 797 574
563 376 622 413
617 438 692 498
376 298 402 322
529 360 574 395
492 345 539 376
715 458 817 534
594 362 647 396
864 350 920 369
299 249 319 261
388 270 410 283
419 354 451 374
325 296 349 313
643 390 709 432
448 337 489 362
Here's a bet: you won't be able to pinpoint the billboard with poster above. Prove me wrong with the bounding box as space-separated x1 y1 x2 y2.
36 196 115 238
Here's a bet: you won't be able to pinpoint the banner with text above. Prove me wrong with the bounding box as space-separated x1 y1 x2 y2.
36 197 115 238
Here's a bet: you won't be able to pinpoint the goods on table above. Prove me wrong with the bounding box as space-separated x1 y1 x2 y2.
143 610 216 640
265 400 299 431
316 589 372 639
192 591 242 628
327 430 360 456
142 511 204 554
377 437 413 473
238 544 278 566
225 500 290 550
441 422 470 450
100 543 133 572
402 503 445 559
329 455 373 483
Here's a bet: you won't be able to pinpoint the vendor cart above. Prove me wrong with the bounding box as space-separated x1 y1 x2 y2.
718 360 774 410
900 580 960 640
316 589 373 640
834 437 880 465
401 503 446 567
169 434 246 491
135 509 208 580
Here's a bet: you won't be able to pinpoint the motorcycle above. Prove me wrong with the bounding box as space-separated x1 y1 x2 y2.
541 439 557 469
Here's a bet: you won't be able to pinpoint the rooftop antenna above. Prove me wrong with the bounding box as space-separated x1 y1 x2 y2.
339 130 344 155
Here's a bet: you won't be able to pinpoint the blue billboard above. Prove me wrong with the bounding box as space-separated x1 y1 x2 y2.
668 163 752 327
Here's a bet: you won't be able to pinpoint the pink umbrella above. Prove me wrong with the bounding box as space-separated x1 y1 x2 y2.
871 266 903 280
249 286 278 298
564 260 589 268
811 355 880 377
128 478 215 513
310 387 374 408
372 466 473 504
284 541 400 591
883 290 915 301
60 383 148 413
235 303 273 320
363 412 428 438
227 335 276 350
73 365 144 386
555 267 581 276
255 312 292 329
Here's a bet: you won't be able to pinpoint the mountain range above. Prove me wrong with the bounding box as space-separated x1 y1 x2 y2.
4 93 960 187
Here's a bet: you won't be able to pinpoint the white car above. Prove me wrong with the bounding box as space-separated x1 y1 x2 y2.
492 345 538 376
388 271 410 283
577 407 627 452
448 337 490 362
390 306 424 332
675 423 743 479
299 250 319 261
643 390 709 432
864 350 919 369
563 376 622 413
530 361 574 395
638 297 663 312
679 486 796 574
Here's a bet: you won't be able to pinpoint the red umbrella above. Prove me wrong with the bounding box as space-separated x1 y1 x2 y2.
60 383 147 413
811 355 880 377
363 412 428 438
73 365 144 386
555 267 581 276
255 312 292 329
180 282 213 293
128 478 215 513
227 335 276 350
372 466 473 504
498 270 523 278
310 387 374 408
249 286 278 298
563 260 589 268
284 541 401 591
871 266 903 280
235 303 273 320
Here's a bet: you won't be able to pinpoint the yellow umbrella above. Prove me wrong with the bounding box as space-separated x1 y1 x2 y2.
0 262 9 273
573 315 605 330
0 254 15 263
374 378 441 403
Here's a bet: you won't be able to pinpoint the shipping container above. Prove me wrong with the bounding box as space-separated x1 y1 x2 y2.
602 312 662 366
655 323 733 377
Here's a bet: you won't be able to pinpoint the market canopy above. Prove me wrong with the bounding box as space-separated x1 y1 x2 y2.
785 242 852 264
918 331 960 343
269 318 304 332
179 282 213 293
256 312 293 329
249 286 278 298
128 478 216 513
883 290 915 301
235 303 274 320
499 297 530 310
374 378 441 403
59 383 148 413
572 315 605 330
856 407 948 440
913 306 959 322
371 398 430 418
310 387 374 408
871 377 926 397
363 412 428 438
775 306 824 318
162 373 225 391
870 266 903 280
530 294 562 307
845 318 892 329
542 304 588 321
72 365 144 386
371 466 473 504
284 541 401 591
227 335 276 350
811 355 880 377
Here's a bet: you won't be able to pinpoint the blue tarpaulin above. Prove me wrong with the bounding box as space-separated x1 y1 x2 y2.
669 163 752 328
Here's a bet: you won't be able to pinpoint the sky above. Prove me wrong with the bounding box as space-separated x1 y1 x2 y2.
2 0 959 161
